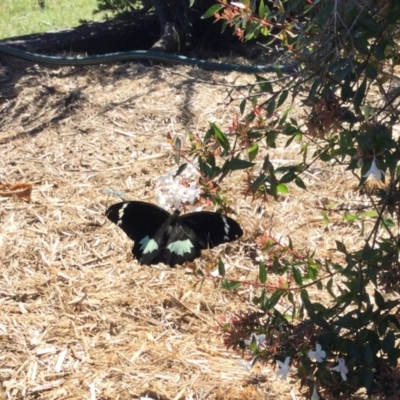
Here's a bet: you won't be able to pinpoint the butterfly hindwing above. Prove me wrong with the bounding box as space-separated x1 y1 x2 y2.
106 202 243 267
141 212 201 267
106 201 171 262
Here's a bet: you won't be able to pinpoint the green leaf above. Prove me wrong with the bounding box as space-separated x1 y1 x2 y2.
292 266 303 285
357 13 382 34
266 98 276 116
266 130 279 147
335 240 347 253
354 37 370 55
259 261 267 283
174 137 181 150
382 218 395 229
174 163 188 177
366 64 377 80
280 170 296 183
255 75 273 93
201 4 224 19
327 278 336 298
295 176 306 190
373 39 388 60
378 316 389 336
359 368 374 392
277 90 288 108
210 123 230 152
199 156 220 179
240 99 246 115
343 212 360 222
323 211 330 225
382 331 395 354
279 106 293 124
174 138 181 164
354 77 367 112
267 289 284 309
258 0 265 16
225 157 255 172
374 290 386 310
269 182 278 199
198 158 213 178
363 343 375 365
248 144 259 162
218 259 226 276
260 26 270 36
221 279 241 290
277 183 288 194
307 79 321 102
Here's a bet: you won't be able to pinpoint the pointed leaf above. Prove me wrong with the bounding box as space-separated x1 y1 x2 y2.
240 98 247 115
248 144 259 162
292 265 303 285
218 259 226 276
259 261 267 283
277 90 288 108
174 163 188 177
295 176 306 189
225 157 255 172
354 77 367 112
202 4 224 19
210 123 230 151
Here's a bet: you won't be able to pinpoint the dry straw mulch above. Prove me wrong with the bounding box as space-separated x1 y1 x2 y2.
0 58 384 399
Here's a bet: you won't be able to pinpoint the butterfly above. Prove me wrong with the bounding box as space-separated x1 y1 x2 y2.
106 201 243 267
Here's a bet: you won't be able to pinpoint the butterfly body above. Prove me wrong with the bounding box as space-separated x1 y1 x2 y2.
106 201 243 266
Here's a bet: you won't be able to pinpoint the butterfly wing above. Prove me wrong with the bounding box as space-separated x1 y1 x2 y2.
107 204 243 267
179 212 243 250
106 201 171 262
158 212 243 266
158 220 202 266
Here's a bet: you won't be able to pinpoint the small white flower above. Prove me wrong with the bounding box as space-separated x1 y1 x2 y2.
276 356 294 380
238 355 257 371
311 383 320 400
244 333 266 350
231 1 246 9
180 163 200 179
155 165 201 211
362 156 384 181
255 253 265 263
308 343 326 363
331 357 348 381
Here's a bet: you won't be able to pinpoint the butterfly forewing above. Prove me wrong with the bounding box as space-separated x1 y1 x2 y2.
179 212 243 249
106 201 171 261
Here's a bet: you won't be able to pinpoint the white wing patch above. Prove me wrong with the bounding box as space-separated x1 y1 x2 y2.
167 239 194 256
221 215 230 241
141 237 158 253
117 203 128 226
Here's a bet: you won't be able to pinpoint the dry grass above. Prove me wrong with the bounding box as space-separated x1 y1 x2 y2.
0 58 389 399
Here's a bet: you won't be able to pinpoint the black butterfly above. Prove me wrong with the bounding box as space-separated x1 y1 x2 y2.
106 201 243 267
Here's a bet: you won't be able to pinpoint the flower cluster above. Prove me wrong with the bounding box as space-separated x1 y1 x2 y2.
155 163 201 210
240 338 349 399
